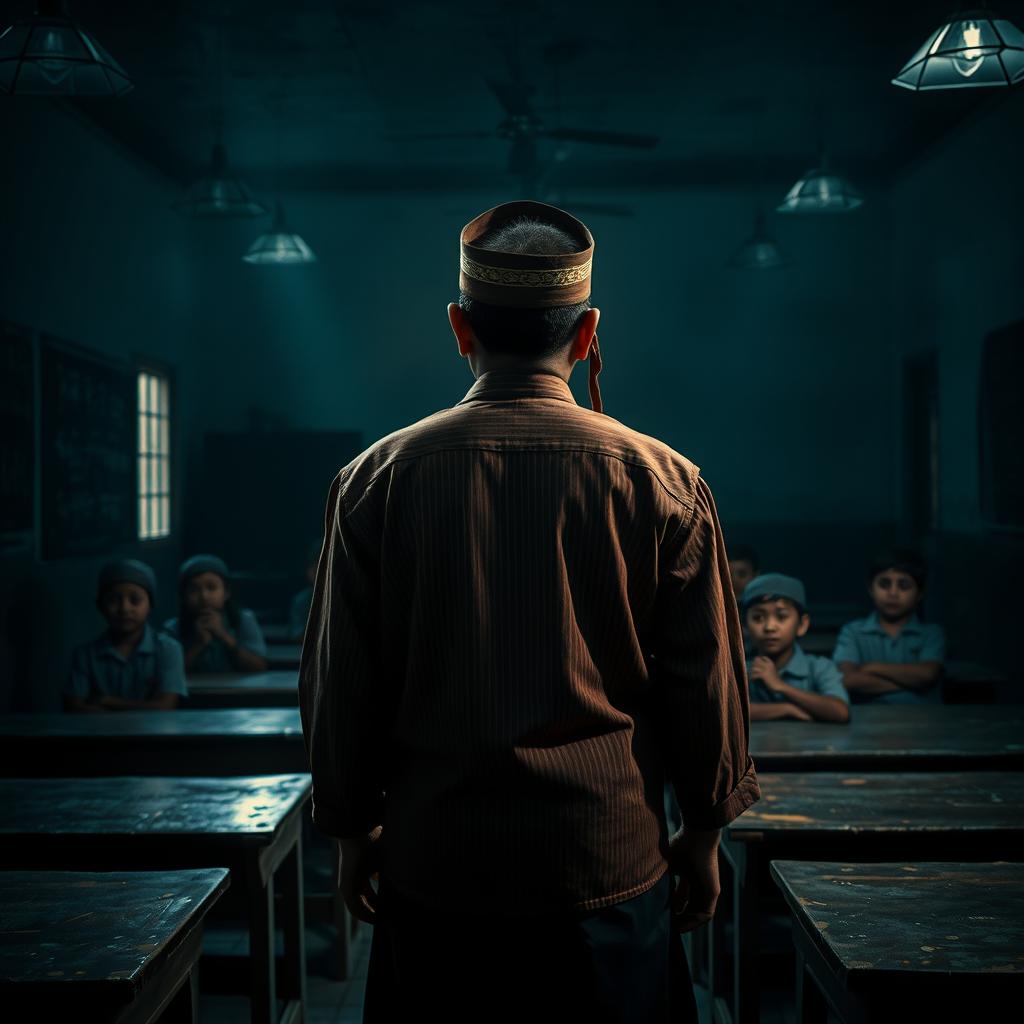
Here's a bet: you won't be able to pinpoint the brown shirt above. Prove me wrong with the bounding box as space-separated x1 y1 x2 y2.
299 369 759 915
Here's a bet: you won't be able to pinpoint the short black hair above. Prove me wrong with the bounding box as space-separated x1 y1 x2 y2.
459 216 590 358
867 547 928 589
729 544 759 571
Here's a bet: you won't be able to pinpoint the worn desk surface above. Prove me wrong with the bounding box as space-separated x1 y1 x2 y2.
0 775 311 1024
714 773 1024 1024
771 861 1024 1021
0 774 310 846
0 868 229 1020
749 704 1024 771
186 671 298 708
0 708 305 777
729 771 1024 840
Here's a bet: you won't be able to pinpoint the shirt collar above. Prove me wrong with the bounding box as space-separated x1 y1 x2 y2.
456 370 577 407
779 644 810 680
864 611 923 635
97 623 155 661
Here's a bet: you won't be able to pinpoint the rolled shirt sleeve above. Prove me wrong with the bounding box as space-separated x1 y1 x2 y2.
155 634 189 697
812 656 850 705
299 471 390 840
831 624 861 665
649 475 760 830
919 623 946 663
236 609 268 657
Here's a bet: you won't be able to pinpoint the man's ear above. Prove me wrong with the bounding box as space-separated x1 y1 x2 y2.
448 303 476 357
569 307 601 362
797 612 811 637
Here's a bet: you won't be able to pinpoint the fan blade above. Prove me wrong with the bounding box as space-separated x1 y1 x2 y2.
486 77 536 116
541 127 659 149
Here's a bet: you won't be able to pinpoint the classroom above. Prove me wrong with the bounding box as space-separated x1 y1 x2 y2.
0 2 1022 1023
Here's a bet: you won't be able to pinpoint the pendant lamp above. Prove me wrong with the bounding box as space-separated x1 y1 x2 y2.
0 0 132 96
242 202 316 265
728 209 791 270
893 10 1024 90
777 153 863 214
174 143 266 219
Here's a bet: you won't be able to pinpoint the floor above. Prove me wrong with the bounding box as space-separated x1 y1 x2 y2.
196 920 799 1024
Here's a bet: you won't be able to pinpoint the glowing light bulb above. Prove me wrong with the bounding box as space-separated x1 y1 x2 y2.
954 20 985 76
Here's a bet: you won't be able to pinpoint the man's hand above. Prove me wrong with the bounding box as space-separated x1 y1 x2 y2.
750 655 785 692
781 702 813 721
337 826 384 924
668 827 721 933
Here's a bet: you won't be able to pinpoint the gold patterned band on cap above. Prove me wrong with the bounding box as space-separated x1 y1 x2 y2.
460 253 592 289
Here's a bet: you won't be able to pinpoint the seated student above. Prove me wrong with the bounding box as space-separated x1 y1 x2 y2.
833 548 945 705
742 572 850 723
64 559 187 712
163 554 268 674
728 544 759 603
287 540 321 643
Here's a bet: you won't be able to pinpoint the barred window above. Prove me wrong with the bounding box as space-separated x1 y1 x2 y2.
137 370 171 540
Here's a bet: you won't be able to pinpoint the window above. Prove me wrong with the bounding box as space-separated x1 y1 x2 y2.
137 369 171 540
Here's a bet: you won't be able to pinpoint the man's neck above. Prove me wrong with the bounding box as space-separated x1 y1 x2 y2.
471 354 572 382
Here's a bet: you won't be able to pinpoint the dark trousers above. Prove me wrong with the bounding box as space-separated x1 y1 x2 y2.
363 871 698 1024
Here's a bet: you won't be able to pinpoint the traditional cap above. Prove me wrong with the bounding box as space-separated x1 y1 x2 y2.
179 553 230 583
741 573 807 613
459 200 605 414
97 558 157 602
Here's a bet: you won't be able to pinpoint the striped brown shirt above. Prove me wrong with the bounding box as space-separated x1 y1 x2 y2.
299 369 759 914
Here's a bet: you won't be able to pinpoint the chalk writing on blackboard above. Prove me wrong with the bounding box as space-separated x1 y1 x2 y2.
40 337 134 560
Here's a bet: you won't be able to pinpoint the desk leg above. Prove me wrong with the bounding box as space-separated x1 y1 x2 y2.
331 840 352 980
280 835 308 1018
246 857 277 1024
733 846 758 1024
794 948 827 1024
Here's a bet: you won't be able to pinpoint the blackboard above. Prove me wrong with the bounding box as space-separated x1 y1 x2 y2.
0 322 33 535
40 337 134 560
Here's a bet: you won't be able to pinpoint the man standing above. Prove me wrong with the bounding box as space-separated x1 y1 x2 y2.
299 201 759 1023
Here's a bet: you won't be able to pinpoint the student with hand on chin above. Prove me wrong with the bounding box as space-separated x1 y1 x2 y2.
742 573 850 723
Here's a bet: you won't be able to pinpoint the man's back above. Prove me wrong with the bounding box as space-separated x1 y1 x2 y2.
300 369 758 914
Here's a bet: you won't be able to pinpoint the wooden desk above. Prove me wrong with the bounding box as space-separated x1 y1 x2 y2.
0 867 229 1023
0 709 306 777
0 774 310 1024
749 704 1024 772
0 712 353 980
712 772 1024 1024
771 861 1024 1023
187 671 298 709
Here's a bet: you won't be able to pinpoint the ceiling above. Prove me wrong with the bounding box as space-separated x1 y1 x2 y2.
12 0 1015 193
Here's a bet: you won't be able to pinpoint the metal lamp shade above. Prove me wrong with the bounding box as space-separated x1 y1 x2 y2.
0 8 132 96
777 166 863 214
173 145 267 219
893 12 1024 90
728 212 791 270
242 205 316 265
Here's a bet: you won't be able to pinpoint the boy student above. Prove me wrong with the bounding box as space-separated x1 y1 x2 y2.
742 573 850 723
833 548 945 705
287 540 321 643
64 559 187 712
